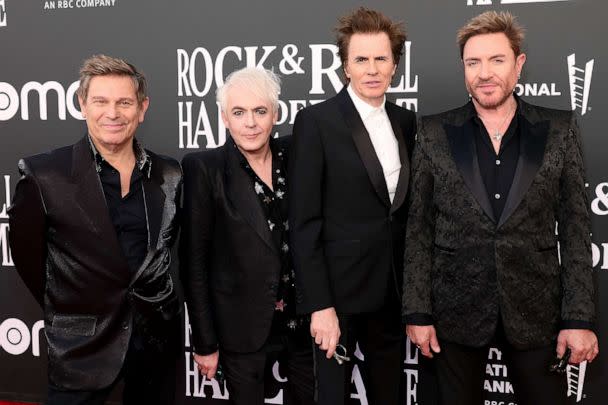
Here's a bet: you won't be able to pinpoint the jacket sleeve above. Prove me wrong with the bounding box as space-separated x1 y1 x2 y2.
288 108 334 314
179 154 218 355
8 159 47 307
557 112 595 327
402 118 436 325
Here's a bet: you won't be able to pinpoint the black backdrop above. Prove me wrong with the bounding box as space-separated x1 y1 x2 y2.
0 1 605 404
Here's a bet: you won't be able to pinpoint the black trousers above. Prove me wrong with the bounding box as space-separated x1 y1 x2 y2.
46 322 179 405
314 289 404 405
220 325 315 405
435 322 570 405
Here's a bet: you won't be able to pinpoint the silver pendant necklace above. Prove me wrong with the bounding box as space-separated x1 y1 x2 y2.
480 104 515 142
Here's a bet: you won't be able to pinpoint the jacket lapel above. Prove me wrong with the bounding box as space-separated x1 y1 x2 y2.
225 144 277 253
386 103 409 214
446 119 495 223
497 112 549 228
337 88 391 208
70 136 127 260
142 164 165 250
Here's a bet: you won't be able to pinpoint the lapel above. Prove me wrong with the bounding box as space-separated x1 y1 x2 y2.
446 104 495 223
225 142 277 253
141 156 165 250
337 87 391 208
386 102 409 214
70 136 127 260
497 103 549 228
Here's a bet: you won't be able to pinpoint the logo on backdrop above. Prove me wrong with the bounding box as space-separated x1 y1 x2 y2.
404 338 420 405
591 182 608 216
467 0 570 5
0 0 7 27
514 82 561 98
567 54 594 115
43 0 117 11
175 42 419 149
592 240 607 270
484 347 515 396
0 175 13 268
566 362 587 402
0 318 44 356
0 80 82 121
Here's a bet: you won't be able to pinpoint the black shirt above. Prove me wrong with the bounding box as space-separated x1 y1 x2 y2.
472 110 520 221
232 137 306 334
89 136 149 273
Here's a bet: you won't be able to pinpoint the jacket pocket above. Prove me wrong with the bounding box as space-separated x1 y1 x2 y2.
434 243 456 255
51 314 97 336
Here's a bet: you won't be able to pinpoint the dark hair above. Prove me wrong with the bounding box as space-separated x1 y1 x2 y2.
335 7 407 66
457 11 525 58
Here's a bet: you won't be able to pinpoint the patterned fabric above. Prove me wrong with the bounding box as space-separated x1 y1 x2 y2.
231 138 306 333
402 100 595 350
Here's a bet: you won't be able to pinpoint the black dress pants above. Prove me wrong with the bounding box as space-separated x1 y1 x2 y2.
435 322 570 405
220 325 315 405
314 289 404 405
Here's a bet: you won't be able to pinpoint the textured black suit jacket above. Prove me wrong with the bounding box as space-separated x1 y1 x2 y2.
180 137 290 355
402 100 595 349
8 136 182 390
289 87 416 315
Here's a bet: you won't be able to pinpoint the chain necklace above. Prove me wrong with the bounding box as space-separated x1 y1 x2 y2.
478 103 515 142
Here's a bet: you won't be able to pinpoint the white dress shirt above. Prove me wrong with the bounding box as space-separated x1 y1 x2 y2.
347 84 401 203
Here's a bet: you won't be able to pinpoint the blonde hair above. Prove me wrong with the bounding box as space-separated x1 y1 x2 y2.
216 67 281 113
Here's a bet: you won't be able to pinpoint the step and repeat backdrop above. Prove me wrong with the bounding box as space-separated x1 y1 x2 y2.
0 1 606 404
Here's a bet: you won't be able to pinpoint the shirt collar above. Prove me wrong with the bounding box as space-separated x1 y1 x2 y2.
230 136 282 170
87 135 151 177
347 83 386 121
470 96 523 126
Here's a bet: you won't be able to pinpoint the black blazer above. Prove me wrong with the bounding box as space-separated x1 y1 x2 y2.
180 137 290 355
402 100 595 350
8 136 182 390
289 87 416 315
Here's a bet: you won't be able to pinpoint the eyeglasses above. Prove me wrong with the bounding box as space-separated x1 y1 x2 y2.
214 364 226 384
548 348 570 374
333 344 351 365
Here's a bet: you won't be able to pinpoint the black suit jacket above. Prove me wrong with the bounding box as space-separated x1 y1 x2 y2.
8 136 182 390
180 137 290 355
402 100 595 349
289 87 416 314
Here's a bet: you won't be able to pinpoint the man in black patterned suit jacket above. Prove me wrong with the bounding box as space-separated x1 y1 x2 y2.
402 11 598 405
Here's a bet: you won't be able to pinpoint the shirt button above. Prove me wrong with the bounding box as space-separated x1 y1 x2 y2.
496 159 501 165
495 193 501 200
